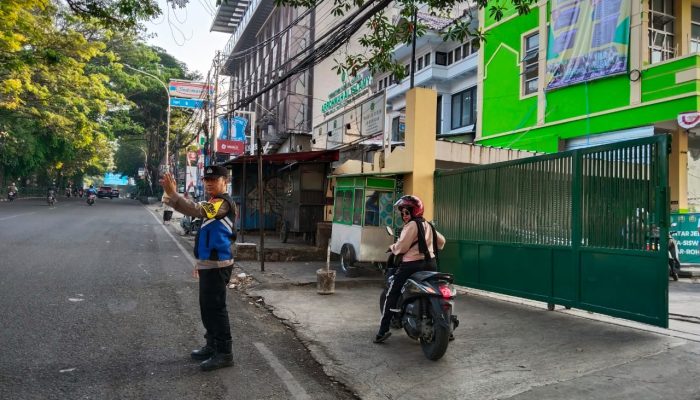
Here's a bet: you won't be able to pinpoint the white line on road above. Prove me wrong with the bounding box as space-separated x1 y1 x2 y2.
0 211 37 221
254 342 311 400
145 207 197 266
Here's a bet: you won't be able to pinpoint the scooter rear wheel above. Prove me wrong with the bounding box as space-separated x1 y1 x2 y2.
420 323 450 361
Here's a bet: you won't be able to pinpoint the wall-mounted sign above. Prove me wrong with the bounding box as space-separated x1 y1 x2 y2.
678 112 700 129
321 72 373 115
546 0 630 90
361 93 385 137
169 80 214 99
216 140 245 155
313 93 386 150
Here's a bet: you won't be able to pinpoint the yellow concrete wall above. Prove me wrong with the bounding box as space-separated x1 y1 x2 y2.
403 88 438 220
670 128 689 212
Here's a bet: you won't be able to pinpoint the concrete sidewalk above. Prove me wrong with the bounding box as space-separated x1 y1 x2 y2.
149 202 700 399
235 261 700 400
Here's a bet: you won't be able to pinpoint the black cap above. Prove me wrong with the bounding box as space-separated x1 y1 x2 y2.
203 165 229 178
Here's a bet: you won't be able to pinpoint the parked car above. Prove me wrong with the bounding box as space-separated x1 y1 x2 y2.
97 186 118 199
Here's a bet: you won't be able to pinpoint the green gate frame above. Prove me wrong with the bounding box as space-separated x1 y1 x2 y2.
435 136 669 327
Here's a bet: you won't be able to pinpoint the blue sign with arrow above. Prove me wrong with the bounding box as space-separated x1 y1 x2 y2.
170 97 205 109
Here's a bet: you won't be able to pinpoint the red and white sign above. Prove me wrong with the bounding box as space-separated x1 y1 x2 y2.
679 112 700 129
168 80 214 99
216 140 245 155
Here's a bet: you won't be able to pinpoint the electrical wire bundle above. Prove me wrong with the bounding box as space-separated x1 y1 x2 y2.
229 0 393 114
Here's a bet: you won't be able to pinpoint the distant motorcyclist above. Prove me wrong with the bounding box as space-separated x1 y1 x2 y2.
7 183 18 201
86 185 97 196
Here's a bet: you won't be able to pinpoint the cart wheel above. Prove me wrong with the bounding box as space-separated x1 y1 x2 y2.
547 303 555 311
565 306 572 310
279 221 289 243
340 244 358 277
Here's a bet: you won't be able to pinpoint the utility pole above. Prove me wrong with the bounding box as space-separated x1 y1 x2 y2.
210 53 220 164
257 136 265 272
410 7 418 89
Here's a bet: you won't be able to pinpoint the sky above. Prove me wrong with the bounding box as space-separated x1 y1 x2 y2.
144 0 230 79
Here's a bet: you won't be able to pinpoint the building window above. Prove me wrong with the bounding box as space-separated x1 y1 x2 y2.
424 53 431 66
648 0 675 63
404 64 410 77
418 57 423 70
391 115 405 142
692 6 700 53
447 51 453 65
462 43 469 58
450 87 476 129
522 32 539 95
454 46 462 62
435 51 447 65
352 188 363 225
384 76 389 88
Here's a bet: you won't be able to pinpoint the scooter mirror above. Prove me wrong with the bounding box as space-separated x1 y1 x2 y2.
385 226 394 237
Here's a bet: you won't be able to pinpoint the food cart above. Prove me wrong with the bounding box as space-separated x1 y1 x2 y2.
330 175 398 276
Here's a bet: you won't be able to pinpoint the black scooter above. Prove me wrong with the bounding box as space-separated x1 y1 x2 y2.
379 227 459 361
181 215 201 235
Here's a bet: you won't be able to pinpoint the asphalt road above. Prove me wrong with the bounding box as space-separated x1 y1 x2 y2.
0 197 357 400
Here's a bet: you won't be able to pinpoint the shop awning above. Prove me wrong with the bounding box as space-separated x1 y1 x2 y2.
222 150 339 165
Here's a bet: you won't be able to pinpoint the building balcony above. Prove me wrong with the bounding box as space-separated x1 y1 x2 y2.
210 0 251 33
385 52 478 102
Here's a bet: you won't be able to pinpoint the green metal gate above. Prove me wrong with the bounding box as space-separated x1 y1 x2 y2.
434 136 670 327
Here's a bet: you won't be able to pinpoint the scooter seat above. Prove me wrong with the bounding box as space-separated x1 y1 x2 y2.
410 271 454 283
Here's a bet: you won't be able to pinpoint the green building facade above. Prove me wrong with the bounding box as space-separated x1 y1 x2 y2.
477 0 700 212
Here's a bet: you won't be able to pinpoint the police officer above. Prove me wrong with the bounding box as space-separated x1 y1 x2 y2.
161 165 237 371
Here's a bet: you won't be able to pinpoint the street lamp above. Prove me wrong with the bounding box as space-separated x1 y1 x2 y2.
124 64 171 172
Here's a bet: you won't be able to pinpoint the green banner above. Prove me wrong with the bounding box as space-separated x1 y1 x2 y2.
670 213 700 264
546 0 630 90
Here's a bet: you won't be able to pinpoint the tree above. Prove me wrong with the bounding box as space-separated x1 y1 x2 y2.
0 0 118 184
0 0 197 188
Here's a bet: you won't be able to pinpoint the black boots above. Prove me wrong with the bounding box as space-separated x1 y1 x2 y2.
190 337 215 361
199 340 233 371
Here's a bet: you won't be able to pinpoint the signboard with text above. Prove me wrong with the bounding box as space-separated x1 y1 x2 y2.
216 140 245 155
168 80 214 99
170 97 205 109
670 213 700 264
546 0 630 90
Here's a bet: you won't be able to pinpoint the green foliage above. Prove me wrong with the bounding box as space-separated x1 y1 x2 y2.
0 0 195 186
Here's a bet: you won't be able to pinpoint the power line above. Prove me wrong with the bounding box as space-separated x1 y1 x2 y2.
231 0 393 113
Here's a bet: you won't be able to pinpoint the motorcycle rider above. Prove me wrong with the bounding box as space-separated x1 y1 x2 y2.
86 185 96 196
47 185 56 201
375 195 446 343
7 182 18 199
160 166 238 371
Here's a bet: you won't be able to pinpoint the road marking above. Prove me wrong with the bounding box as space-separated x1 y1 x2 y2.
145 207 196 266
59 368 76 373
68 298 84 302
253 342 311 400
0 211 37 221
